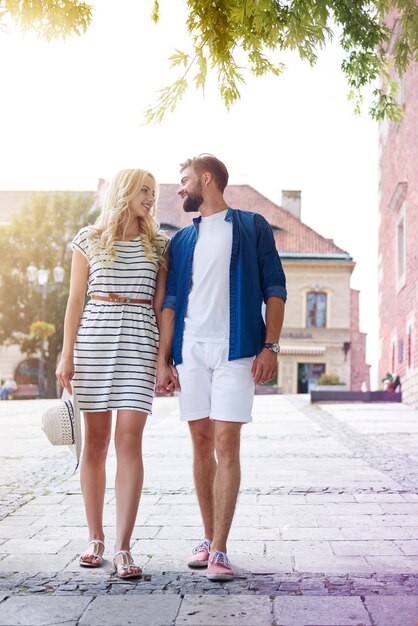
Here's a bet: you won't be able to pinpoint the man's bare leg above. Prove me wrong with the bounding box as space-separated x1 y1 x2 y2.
211 421 242 554
188 418 216 540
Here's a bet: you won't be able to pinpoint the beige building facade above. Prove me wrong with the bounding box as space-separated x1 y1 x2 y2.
279 257 357 394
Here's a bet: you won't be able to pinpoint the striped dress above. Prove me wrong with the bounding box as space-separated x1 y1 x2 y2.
71 226 169 414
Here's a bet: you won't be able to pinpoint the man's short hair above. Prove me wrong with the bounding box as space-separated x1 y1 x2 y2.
180 154 229 192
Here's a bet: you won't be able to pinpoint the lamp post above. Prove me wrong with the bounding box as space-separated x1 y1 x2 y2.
27 263 64 398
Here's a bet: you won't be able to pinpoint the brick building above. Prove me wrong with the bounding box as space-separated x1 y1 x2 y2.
0 186 370 393
378 13 418 405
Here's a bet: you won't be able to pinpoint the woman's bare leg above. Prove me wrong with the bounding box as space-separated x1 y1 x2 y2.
79 410 112 564
113 409 147 576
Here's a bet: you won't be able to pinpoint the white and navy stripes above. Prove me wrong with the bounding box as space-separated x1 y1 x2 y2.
71 227 169 413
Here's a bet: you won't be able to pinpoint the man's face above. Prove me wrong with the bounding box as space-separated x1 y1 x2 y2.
177 166 204 213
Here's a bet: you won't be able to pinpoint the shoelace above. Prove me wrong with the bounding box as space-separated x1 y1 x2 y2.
209 551 231 568
192 539 212 555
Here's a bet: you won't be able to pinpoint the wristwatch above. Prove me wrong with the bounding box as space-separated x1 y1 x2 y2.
263 342 281 354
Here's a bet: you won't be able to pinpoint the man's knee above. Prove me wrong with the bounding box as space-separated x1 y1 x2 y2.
215 427 241 462
190 422 215 457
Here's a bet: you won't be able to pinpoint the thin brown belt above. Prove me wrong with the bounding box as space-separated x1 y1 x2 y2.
91 293 152 305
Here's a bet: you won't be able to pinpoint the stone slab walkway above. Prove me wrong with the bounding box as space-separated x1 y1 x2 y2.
0 395 417 625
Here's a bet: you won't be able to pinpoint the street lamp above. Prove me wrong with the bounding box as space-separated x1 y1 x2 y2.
27 263 64 398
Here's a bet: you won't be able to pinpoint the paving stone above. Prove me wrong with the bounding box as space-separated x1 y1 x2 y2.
0 516 41 527
0 553 75 572
265 540 334 556
294 555 374 574
273 596 372 625
379 502 418 514
305 493 356 503
340 526 418 540
281 527 345 540
0 538 70 555
233 555 293 574
176 595 273 625
330 540 403 556
257 494 307 504
403 494 418 502
354 493 405 502
364 596 418 626
0 526 39 539
393 540 418 555
365 556 418 574
0 596 91 625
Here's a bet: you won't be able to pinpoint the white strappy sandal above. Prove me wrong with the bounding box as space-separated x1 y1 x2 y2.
112 550 142 579
79 539 105 568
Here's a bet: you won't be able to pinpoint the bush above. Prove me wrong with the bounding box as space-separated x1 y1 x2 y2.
317 373 345 386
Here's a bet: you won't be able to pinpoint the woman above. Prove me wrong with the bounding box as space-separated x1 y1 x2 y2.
56 169 169 579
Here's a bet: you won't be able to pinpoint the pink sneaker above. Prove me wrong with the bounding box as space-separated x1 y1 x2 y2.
207 550 234 581
187 539 212 569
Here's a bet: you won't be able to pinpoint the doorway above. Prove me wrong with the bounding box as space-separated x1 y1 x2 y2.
297 363 325 393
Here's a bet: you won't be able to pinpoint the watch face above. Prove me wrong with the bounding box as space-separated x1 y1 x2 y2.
266 343 280 353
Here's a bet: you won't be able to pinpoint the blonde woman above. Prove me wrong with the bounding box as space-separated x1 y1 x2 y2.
56 169 169 579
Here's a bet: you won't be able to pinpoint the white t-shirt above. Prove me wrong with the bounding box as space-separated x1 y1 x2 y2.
184 210 232 343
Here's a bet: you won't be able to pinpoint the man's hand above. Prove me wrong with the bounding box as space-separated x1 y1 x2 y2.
156 362 181 396
251 349 278 385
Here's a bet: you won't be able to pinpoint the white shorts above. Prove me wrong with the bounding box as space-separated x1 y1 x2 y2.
176 339 255 423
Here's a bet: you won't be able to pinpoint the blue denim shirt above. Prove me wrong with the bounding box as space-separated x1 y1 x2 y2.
162 208 287 365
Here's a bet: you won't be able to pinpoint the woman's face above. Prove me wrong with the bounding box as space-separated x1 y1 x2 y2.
129 175 156 219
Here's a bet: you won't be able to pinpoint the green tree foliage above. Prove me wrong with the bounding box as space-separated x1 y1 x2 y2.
146 0 418 123
2 1 418 121
0 0 92 39
0 192 95 396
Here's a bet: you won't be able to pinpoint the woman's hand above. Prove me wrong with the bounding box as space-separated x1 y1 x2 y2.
156 362 180 396
56 355 75 394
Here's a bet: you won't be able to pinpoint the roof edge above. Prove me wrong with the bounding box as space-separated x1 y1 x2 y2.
281 252 353 261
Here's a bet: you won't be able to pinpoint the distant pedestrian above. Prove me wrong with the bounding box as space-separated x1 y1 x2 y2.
156 155 286 581
0 374 17 400
56 169 169 579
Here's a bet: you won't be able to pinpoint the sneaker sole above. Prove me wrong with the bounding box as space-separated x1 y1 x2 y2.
207 573 234 581
188 560 208 568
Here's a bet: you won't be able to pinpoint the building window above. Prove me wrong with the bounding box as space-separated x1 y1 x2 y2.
398 338 404 364
397 215 405 281
391 342 395 372
407 327 412 369
306 292 327 328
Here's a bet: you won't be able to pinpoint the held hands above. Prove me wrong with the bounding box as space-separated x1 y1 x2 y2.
156 362 180 396
251 348 278 385
55 355 75 394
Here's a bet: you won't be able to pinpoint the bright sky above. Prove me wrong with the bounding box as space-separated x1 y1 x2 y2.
0 0 379 384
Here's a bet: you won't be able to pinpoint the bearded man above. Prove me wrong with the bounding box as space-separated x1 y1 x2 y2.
156 154 286 581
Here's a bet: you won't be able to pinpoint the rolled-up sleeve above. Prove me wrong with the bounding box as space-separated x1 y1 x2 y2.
162 240 177 310
255 214 287 303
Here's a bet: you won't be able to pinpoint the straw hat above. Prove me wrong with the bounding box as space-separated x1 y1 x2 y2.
41 388 82 466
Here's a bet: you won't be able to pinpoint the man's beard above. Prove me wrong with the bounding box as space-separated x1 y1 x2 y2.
183 190 204 213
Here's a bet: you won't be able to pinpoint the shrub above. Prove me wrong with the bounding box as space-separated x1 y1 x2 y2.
317 373 345 386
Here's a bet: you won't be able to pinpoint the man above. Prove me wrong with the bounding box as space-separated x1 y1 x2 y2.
156 155 286 581
1 374 17 400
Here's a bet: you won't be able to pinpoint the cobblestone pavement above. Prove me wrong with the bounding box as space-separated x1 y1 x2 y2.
0 395 417 625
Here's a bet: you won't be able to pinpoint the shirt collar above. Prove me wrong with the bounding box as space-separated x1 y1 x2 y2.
193 207 233 228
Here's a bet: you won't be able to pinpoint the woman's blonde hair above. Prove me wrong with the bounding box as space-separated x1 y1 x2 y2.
87 169 167 267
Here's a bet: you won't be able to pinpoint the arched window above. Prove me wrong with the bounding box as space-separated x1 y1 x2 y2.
306 292 327 328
